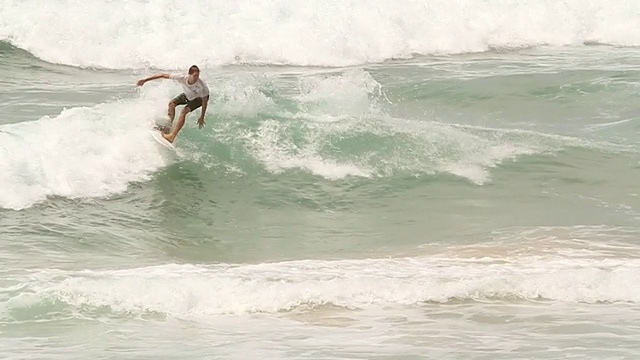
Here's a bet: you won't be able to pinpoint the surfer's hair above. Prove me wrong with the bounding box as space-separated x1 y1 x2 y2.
188 65 200 74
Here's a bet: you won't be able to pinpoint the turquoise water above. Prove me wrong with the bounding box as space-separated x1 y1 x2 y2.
3 1 640 358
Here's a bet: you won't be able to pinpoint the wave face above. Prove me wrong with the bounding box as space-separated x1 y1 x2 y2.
1 0 640 69
3 67 620 211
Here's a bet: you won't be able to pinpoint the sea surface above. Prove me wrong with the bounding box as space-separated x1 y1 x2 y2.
2 1 640 359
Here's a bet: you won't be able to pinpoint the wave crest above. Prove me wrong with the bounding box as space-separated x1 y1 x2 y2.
1 0 640 69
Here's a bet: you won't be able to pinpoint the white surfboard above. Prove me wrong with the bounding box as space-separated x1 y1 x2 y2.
150 129 175 151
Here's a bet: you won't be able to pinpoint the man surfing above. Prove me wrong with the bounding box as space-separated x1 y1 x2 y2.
136 65 210 143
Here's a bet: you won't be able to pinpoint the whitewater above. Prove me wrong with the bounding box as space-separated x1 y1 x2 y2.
2 0 640 68
3 1 640 359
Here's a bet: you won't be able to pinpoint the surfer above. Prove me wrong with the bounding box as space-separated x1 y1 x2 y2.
136 65 210 143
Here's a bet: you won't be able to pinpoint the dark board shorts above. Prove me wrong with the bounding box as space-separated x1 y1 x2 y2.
171 93 202 111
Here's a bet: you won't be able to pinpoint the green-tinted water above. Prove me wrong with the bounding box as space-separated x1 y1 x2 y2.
2 25 640 360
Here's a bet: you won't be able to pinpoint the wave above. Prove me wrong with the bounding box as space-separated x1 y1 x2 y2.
0 87 174 211
1 0 640 69
3 231 640 320
1 68 628 210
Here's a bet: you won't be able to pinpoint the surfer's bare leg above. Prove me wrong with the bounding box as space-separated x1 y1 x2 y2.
168 101 176 123
158 101 177 133
163 107 191 143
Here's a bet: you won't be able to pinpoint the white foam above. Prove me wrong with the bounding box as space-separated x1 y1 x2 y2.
296 69 386 117
213 75 277 118
0 87 176 210
441 142 538 185
3 247 640 320
239 70 383 179
2 0 640 68
242 81 548 183
247 119 373 180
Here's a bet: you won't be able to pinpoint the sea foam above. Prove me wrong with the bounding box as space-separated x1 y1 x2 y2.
1 0 639 69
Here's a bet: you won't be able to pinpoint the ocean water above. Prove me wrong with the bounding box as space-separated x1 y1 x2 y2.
2 1 640 359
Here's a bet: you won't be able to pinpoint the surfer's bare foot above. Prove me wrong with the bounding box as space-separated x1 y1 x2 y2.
161 132 175 143
154 125 170 134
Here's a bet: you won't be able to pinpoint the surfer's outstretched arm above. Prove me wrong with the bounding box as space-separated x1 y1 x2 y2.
136 73 170 86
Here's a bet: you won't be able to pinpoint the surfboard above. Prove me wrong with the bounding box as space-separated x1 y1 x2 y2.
150 129 175 150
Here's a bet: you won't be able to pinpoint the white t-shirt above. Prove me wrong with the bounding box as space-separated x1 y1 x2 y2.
169 74 210 100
